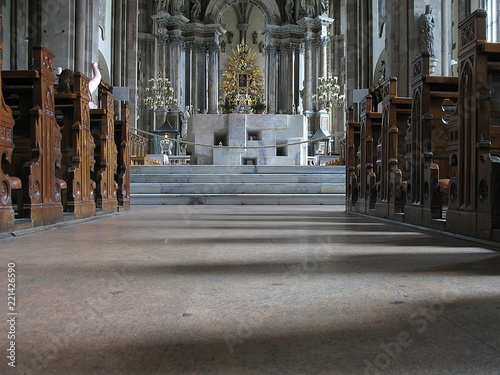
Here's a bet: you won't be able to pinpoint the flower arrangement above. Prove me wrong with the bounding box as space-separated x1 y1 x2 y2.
251 101 266 114
220 97 237 113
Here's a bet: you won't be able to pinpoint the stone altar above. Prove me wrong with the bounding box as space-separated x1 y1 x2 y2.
187 114 308 165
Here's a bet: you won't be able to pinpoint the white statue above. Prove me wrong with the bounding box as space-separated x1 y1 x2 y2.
156 0 167 13
160 135 173 164
321 0 329 14
419 5 435 56
285 0 294 22
191 0 201 20
301 0 315 18
171 0 184 15
181 106 191 139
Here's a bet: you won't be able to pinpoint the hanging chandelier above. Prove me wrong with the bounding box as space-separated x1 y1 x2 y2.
143 71 178 111
312 73 344 110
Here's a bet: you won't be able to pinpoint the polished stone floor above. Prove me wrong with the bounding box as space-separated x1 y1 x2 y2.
0 205 499 375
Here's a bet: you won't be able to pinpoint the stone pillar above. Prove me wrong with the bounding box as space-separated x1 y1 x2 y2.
169 37 183 111
125 0 139 130
319 36 328 78
190 44 198 112
113 0 123 86
296 46 304 113
207 43 219 114
238 23 248 45
279 46 288 113
197 45 207 112
161 40 167 80
184 48 191 107
266 44 278 114
441 0 452 76
75 0 86 72
303 38 314 114
288 47 295 114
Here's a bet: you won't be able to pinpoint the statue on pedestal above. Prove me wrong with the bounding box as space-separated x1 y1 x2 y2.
285 0 294 23
321 0 329 15
191 0 201 20
419 5 435 56
160 136 173 164
181 106 190 140
171 0 184 15
156 0 167 13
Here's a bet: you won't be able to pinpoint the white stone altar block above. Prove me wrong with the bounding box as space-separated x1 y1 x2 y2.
188 114 308 165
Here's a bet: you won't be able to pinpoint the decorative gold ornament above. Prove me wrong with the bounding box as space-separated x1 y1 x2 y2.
220 43 265 113
143 71 178 111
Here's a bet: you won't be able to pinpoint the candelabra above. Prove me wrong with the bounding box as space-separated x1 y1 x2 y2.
312 73 344 111
143 72 177 111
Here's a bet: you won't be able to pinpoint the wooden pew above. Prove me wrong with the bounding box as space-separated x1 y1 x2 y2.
114 103 130 210
373 78 412 220
404 52 458 227
90 82 118 213
356 95 382 214
345 107 360 211
446 9 500 240
2 45 64 227
0 13 22 232
54 72 97 218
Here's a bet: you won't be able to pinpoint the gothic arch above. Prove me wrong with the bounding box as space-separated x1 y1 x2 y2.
204 0 281 25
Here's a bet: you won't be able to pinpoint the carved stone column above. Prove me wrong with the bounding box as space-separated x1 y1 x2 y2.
296 46 304 113
266 44 278 114
319 36 328 78
207 42 219 114
288 46 296 114
188 45 197 111
169 36 184 111
113 0 123 85
279 46 288 113
238 23 248 45
441 0 452 76
303 38 314 114
75 0 86 72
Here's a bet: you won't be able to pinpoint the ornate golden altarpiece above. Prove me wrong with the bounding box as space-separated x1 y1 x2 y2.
219 44 265 113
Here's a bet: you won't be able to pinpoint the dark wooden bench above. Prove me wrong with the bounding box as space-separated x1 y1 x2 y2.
372 77 412 219
0 13 22 232
2 45 64 227
54 72 98 218
404 52 458 227
114 103 131 210
345 107 360 211
90 82 118 213
356 95 382 214
447 9 500 240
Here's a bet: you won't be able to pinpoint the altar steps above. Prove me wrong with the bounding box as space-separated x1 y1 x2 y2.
130 165 345 205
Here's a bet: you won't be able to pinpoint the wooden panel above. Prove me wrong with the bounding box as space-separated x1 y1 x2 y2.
54 72 96 218
0 13 17 232
2 45 64 227
90 86 118 213
114 103 131 210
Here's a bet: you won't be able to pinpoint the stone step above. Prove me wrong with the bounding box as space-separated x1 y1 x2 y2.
131 173 345 184
131 182 345 194
130 165 346 205
131 165 345 175
130 193 345 205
